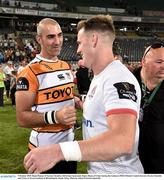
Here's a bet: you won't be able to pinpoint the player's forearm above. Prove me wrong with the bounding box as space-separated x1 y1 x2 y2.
16 110 45 128
59 130 134 163
16 106 76 128
78 131 134 162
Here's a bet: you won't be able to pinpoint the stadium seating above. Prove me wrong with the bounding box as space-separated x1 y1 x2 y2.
59 36 163 62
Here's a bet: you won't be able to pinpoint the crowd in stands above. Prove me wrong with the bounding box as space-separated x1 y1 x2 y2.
0 38 38 63
0 33 163 108
0 0 142 16
0 37 38 108
0 35 163 65
0 36 161 71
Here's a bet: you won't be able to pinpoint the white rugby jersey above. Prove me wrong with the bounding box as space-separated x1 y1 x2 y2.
82 60 144 174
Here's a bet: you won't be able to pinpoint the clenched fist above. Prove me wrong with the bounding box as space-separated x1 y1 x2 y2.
56 105 77 125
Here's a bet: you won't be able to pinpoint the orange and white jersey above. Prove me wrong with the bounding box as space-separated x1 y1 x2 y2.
17 54 75 134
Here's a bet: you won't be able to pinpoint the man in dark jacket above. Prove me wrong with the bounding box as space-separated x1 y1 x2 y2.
133 42 164 173
76 59 91 95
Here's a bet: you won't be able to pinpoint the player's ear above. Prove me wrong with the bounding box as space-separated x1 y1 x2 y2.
36 35 41 45
92 33 98 48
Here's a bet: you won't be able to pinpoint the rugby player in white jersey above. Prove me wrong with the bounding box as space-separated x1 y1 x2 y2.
24 15 144 174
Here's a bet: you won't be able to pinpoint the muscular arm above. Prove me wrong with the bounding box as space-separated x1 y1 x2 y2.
16 91 45 128
24 113 137 173
16 91 77 128
79 113 136 161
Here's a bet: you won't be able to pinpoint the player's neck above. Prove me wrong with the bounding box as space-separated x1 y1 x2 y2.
39 53 58 61
93 59 114 75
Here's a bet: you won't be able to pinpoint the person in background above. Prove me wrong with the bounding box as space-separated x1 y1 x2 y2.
23 14 143 174
17 57 28 74
16 18 77 174
3 60 14 100
0 50 4 63
10 70 17 108
133 42 164 173
76 59 91 97
113 43 123 62
0 63 6 107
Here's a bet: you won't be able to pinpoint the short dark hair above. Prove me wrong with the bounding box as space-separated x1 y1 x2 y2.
77 14 115 37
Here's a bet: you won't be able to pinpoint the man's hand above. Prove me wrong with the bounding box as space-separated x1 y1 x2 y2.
56 105 77 125
24 144 63 173
74 96 83 109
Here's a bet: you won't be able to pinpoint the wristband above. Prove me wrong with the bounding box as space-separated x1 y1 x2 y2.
59 141 82 162
44 110 59 124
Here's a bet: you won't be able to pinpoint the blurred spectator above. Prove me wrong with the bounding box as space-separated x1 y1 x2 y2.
0 51 4 63
15 49 21 62
133 42 164 173
17 57 28 74
10 70 17 107
76 59 91 95
3 40 8 50
0 63 6 107
113 44 123 62
3 61 14 100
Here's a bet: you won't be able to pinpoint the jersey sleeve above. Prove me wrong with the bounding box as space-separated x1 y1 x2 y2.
103 79 139 117
16 66 38 92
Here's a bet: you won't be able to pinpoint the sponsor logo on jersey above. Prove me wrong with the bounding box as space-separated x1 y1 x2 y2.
83 118 94 128
88 85 97 99
57 74 65 80
16 77 29 90
114 82 137 102
44 86 74 100
65 72 71 79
